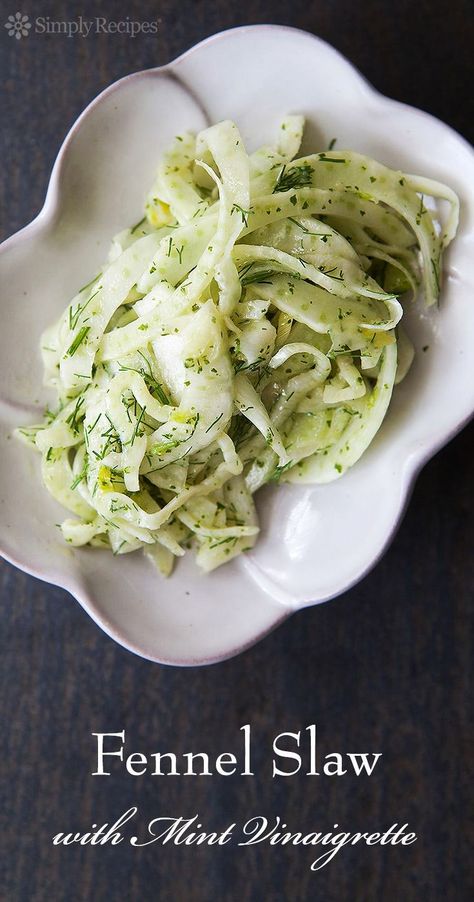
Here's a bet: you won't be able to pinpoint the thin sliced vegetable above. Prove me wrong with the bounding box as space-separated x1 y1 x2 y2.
17 117 458 574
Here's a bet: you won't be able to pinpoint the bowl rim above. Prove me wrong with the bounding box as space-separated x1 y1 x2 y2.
1 23 473 665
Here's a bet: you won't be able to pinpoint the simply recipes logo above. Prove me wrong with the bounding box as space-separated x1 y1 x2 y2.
4 12 160 40
49 727 418 873
4 12 30 38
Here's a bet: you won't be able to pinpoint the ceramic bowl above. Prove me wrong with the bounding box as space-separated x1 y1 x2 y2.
1 25 473 665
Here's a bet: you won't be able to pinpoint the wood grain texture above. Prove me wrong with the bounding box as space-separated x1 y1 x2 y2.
0 1 473 900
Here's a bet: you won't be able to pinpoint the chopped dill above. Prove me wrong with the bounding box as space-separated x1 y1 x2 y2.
130 216 147 234
65 326 90 357
239 264 275 287
232 204 251 227
317 153 347 164
269 460 294 482
273 163 314 193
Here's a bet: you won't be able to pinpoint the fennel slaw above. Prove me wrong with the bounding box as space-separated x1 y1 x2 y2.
17 117 459 573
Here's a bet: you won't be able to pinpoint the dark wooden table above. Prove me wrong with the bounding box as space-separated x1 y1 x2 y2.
1 2 473 900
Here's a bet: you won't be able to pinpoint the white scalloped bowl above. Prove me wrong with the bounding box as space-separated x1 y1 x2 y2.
1 26 473 665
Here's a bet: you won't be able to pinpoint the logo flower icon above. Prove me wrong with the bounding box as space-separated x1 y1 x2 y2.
4 12 31 39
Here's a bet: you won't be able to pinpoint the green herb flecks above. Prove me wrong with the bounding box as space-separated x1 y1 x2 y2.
415 194 426 226
318 265 345 282
273 163 314 193
68 287 101 331
131 216 147 234
205 412 224 434
65 326 90 357
431 257 440 294
78 273 101 294
232 204 251 227
269 460 294 482
65 396 85 434
317 153 347 164
70 462 88 491
239 263 275 287
127 405 147 447
288 217 332 240
118 353 171 407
